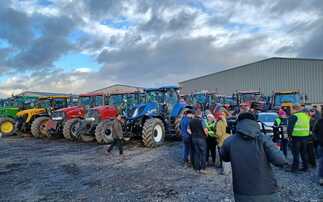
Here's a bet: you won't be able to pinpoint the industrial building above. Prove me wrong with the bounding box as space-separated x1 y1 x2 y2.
179 57 323 104
90 84 144 94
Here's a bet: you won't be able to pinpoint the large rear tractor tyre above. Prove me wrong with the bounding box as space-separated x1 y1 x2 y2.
0 118 16 136
31 117 49 138
63 118 81 140
142 118 165 148
95 120 114 144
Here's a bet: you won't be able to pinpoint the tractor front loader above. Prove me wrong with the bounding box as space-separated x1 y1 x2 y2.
16 96 69 138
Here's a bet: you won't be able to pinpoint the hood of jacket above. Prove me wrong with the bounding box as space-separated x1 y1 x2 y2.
236 119 260 139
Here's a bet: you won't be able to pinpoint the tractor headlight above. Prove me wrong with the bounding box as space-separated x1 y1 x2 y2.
85 117 96 121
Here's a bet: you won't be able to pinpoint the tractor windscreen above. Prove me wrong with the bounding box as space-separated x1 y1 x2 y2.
224 97 234 105
125 94 137 107
94 95 103 106
274 94 300 107
146 91 163 103
79 96 92 107
193 94 207 105
240 93 261 103
109 95 124 107
53 98 67 109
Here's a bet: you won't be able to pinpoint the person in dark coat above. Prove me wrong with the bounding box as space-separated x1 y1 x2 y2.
188 110 208 173
221 112 287 202
107 114 124 155
313 117 323 186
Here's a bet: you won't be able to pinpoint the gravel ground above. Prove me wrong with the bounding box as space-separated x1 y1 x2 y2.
0 135 322 202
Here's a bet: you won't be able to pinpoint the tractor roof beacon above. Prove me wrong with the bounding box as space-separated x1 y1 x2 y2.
125 86 192 148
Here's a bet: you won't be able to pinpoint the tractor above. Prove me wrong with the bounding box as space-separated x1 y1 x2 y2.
16 96 69 138
0 96 38 136
47 93 106 139
233 90 267 113
73 91 145 143
113 86 192 147
271 90 306 114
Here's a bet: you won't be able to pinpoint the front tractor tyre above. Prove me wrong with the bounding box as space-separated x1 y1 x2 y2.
95 120 114 144
63 118 81 140
142 118 165 148
31 117 50 138
0 118 16 136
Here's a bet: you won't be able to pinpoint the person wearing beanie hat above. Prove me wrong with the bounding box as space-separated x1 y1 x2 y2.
107 113 124 156
221 112 287 202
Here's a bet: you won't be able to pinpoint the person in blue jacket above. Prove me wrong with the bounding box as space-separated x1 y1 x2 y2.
180 110 194 166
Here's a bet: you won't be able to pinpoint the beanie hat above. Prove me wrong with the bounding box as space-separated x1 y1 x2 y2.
237 112 256 122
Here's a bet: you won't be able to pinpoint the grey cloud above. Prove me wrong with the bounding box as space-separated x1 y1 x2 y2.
97 35 266 86
299 22 323 58
0 7 33 47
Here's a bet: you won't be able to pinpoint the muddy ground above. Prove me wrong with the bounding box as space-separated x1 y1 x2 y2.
0 136 322 202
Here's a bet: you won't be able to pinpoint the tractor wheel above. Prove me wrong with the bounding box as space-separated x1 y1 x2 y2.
80 134 95 142
0 118 16 136
63 118 81 140
95 120 114 144
142 118 165 148
31 117 49 138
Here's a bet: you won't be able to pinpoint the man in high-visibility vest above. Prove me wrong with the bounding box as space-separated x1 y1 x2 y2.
287 105 311 172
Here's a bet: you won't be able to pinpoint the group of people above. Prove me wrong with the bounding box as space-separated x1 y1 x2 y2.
273 105 323 182
180 103 323 202
179 108 229 174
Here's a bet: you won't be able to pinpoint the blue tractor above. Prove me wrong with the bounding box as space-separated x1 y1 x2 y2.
124 86 192 147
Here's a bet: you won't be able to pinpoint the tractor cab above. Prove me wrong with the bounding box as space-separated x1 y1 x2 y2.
272 90 305 114
234 90 266 112
108 92 145 115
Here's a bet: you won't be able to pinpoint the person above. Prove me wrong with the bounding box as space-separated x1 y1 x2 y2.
313 105 321 120
273 109 289 157
180 110 193 166
287 105 311 172
308 109 318 166
188 110 208 173
107 114 124 155
205 114 217 166
215 111 229 174
313 116 323 186
221 112 287 202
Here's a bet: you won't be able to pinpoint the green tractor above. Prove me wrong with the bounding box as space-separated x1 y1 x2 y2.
0 96 38 136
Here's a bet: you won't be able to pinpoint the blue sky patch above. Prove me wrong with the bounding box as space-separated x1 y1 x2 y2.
54 52 100 71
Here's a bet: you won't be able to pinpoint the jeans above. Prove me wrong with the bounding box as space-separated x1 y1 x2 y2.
280 139 289 158
291 137 309 170
192 138 207 171
319 146 323 178
183 137 191 162
206 136 217 164
108 139 123 155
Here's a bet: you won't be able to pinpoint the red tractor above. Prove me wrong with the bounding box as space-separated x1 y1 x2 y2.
233 90 266 113
46 93 106 138
73 92 144 143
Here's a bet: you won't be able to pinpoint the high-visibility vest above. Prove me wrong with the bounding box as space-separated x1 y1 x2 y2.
292 112 310 137
206 121 216 137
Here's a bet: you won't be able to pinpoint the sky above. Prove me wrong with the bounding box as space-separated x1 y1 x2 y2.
0 0 323 98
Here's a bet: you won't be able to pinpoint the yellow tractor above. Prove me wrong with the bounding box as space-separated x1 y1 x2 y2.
272 89 305 113
16 96 69 138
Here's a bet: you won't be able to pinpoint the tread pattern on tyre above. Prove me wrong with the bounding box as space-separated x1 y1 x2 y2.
80 134 95 142
0 117 16 136
31 117 49 138
95 120 114 144
63 118 80 140
142 118 165 148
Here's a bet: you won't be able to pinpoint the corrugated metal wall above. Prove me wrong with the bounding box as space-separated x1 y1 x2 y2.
179 58 323 103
